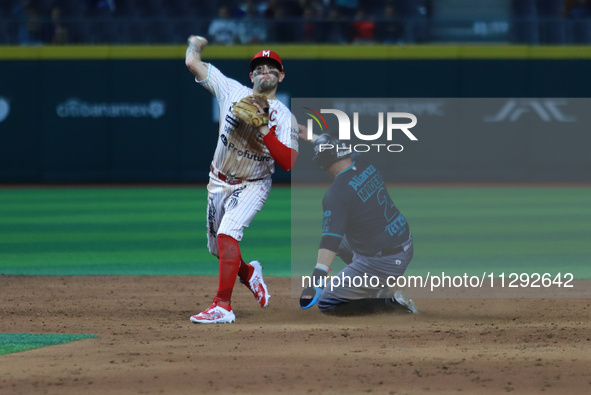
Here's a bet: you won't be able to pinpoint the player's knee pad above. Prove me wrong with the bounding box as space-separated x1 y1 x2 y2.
217 234 241 261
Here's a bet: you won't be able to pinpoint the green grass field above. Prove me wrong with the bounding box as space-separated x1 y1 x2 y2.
0 334 97 356
292 186 591 279
0 186 289 276
1 186 590 279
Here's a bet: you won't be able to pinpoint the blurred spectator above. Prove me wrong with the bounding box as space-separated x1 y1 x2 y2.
564 0 591 42
238 6 267 43
208 5 238 44
335 0 358 18
300 6 319 42
538 0 566 42
376 3 404 43
299 0 325 17
393 0 431 43
351 8 375 43
512 0 566 43
512 0 537 42
271 5 296 42
262 0 279 18
11 0 42 45
88 0 116 17
47 6 69 44
235 0 258 18
321 6 350 43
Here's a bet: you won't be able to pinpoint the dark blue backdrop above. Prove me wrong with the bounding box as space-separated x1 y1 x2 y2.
0 58 590 183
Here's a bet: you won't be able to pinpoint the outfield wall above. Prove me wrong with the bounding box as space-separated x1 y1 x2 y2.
1 45 590 183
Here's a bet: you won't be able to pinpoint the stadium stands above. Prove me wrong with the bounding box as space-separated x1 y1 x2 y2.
0 0 588 45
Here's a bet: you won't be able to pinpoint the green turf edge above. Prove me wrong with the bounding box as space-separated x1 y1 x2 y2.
0 333 97 356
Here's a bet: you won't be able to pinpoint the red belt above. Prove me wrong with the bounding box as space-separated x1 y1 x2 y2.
210 165 264 185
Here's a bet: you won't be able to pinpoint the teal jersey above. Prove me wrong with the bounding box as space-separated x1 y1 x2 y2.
320 158 410 256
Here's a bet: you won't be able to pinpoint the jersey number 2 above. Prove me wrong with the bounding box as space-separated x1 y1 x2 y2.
377 187 397 221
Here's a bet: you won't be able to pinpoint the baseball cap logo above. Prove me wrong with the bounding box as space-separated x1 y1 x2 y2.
250 50 284 72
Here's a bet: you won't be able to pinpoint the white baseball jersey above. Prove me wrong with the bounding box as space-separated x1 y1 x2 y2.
197 64 298 180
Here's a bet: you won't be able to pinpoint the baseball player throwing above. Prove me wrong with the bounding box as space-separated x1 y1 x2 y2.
300 133 416 316
185 35 298 324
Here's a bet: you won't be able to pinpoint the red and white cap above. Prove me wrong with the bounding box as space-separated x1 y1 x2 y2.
249 50 284 72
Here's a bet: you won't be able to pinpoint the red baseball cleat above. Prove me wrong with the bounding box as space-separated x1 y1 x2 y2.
190 301 235 324
241 260 270 308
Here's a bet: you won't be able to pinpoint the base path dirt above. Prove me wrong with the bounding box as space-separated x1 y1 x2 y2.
0 276 589 394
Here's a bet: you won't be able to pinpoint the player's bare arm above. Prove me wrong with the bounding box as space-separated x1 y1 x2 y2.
257 124 270 136
185 35 209 81
317 248 337 270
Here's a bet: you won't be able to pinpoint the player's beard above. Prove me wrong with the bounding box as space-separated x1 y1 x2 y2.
253 69 279 94
254 78 277 93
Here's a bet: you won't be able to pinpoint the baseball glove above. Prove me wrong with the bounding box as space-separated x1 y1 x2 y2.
232 94 269 127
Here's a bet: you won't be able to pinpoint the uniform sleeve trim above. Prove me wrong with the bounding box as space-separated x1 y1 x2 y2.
196 64 212 85
321 233 343 238
337 161 355 176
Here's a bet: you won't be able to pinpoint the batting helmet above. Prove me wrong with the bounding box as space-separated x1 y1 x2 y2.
313 133 352 170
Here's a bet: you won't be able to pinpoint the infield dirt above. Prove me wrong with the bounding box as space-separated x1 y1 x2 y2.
0 275 589 394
